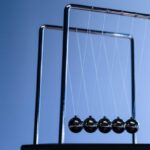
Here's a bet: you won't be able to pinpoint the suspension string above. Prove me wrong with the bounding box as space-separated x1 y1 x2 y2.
88 12 107 116
115 18 135 118
83 10 93 65
123 18 136 114
124 18 135 91
114 15 126 114
65 28 81 116
124 18 134 81
103 41 118 117
64 62 76 118
97 13 107 116
88 7 99 115
114 15 131 115
99 13 107 116
76 27 90 115
125 18 134 80
116 15 136 116
101 11 118 117
77 9 93 116
68 69 76 115
89 32 105 116
91 13 106 117
138 19 148 76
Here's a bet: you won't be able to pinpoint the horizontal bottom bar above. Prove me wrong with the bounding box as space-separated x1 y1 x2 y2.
21 144 150 150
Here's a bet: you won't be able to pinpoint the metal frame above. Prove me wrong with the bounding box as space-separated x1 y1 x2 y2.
59 3 146 145
33 24 134 145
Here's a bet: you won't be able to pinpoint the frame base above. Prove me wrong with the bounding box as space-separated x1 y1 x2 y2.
21 144 150 150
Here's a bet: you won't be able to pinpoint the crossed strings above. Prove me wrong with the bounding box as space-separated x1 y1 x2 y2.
63 8 93 137
99 12 119 117
75 7 106 116
64 6 149 137
75 9 93 115
113 15 131 116
89 13 107 116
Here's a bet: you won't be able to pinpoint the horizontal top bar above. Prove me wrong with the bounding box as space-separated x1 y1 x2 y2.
66 4 150 19
41 24 132 40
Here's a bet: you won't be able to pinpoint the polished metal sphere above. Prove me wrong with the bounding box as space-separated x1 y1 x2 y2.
125 117 139 134
68 116 83 133
98 116 112 133
83 116 97 133
112 117 125 133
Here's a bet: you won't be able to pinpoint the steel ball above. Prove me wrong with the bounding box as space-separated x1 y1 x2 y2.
112 117 125 133
83 116 97 133
98 116 112 133
125 117 139 134
68 116 83 133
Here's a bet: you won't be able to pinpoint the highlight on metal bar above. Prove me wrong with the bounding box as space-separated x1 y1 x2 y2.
33 24 134 145
66 4 150 19
43 24 132 39
60 4 136 144
33 26 44 145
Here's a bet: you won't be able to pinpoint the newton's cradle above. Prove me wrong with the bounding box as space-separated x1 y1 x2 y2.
21 3 150 150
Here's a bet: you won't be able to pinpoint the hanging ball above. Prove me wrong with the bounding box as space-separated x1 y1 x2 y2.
98 116 112 133
125 117 139 134
112 117 125 133
83 116 97 133
68 116 83 133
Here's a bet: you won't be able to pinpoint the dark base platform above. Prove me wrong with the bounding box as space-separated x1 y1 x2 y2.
21 144 150 150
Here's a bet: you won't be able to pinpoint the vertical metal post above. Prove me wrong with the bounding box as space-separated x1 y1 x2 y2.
131 38 136 144
33 26 45 145
58 5 71 144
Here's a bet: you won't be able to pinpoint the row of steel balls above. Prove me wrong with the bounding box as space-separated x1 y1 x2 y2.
68 116 139 134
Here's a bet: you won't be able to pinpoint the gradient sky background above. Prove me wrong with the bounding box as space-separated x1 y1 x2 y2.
1 0 150 150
